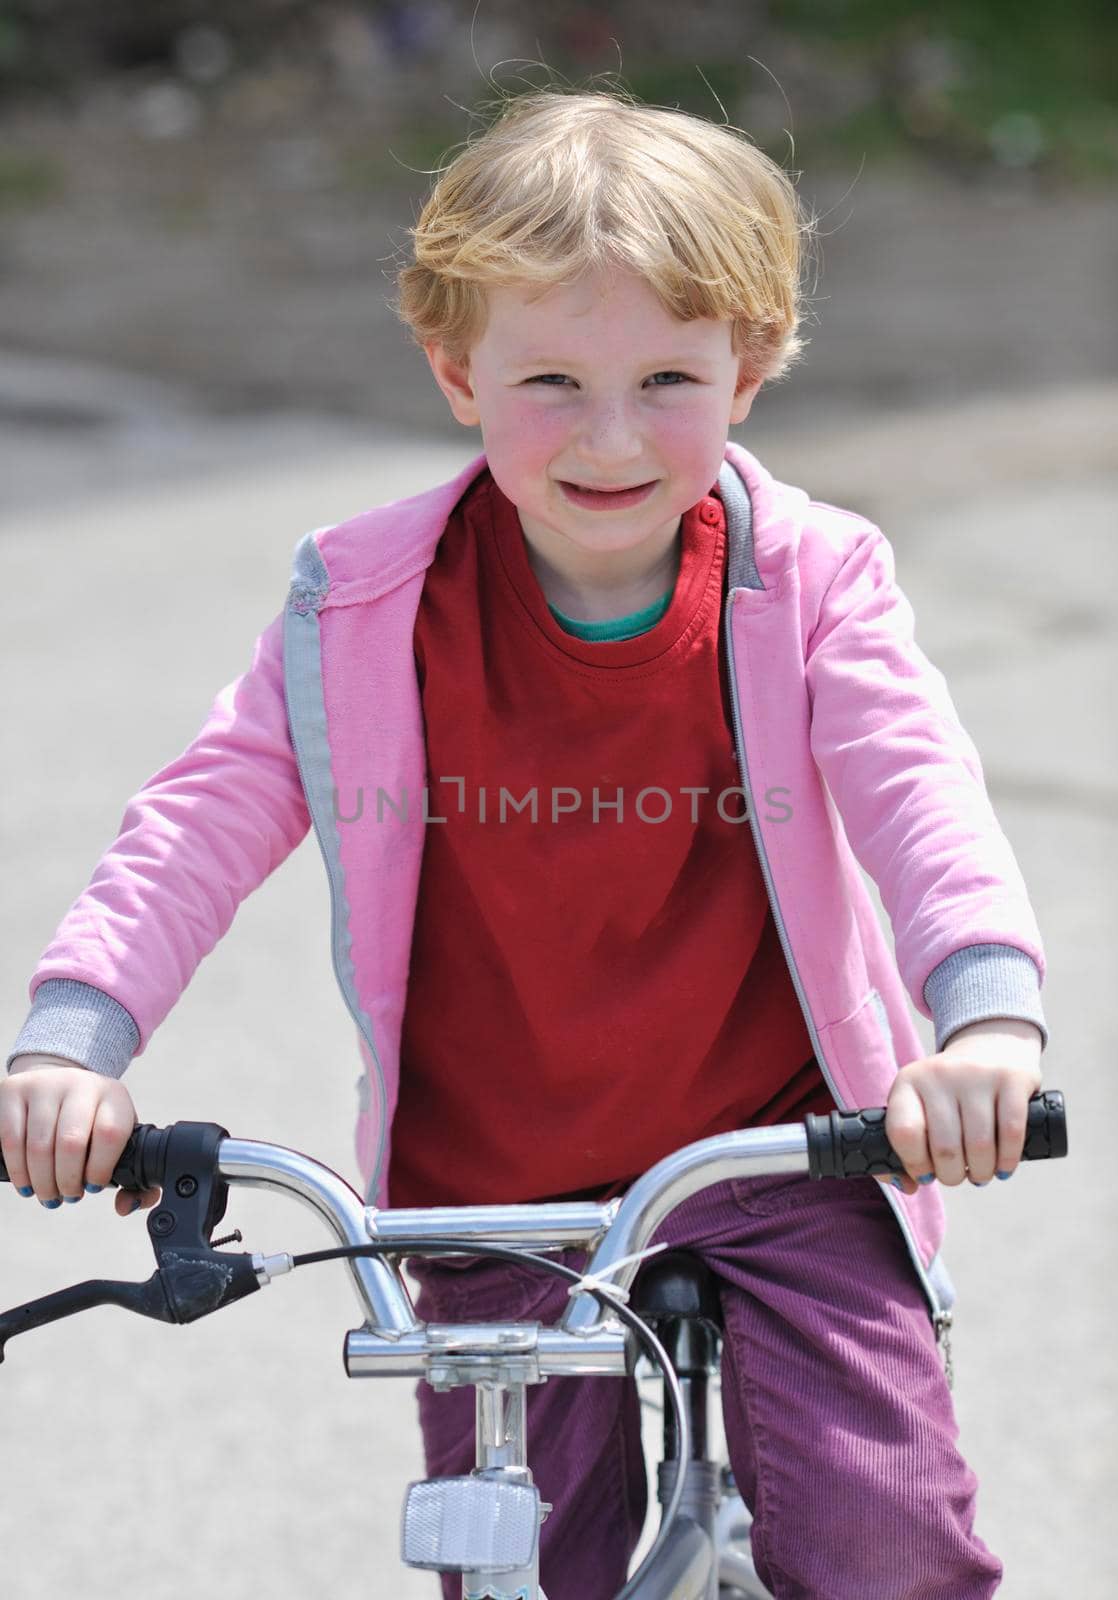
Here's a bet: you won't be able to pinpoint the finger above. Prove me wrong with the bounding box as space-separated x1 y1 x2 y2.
994 1080 1031 1180
959 1092 998 1186
876 1171 919 1198
113 1185 161 1217
922 1087 966 1187
24 1089 62 1203
86 1095 136 1190
884 1077 933 1186
54 1085 95 1202
0 1090 31 1194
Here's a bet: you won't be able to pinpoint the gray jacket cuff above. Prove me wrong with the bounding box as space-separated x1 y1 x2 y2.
6 980 140 1079
923 944 1048 1054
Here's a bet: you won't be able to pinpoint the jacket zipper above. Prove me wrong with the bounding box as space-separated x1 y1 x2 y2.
285 608 389 1205
721 588 945 1326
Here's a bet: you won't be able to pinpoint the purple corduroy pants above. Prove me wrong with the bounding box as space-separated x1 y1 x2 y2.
409 1174 1002 1599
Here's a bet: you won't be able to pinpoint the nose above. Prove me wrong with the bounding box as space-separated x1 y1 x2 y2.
572 396 644 471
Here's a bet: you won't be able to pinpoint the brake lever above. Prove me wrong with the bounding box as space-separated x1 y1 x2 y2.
0 1121 262 1363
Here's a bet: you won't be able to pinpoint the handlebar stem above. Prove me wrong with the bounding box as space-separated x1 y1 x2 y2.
344 1322 630 1380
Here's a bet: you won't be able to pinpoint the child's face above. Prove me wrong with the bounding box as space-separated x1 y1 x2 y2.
426 267 761 571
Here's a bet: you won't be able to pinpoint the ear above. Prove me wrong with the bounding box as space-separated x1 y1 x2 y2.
425 342 481 427
730 365 763 426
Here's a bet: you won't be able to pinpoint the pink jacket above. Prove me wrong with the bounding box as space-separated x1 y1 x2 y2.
11 443 1047 1322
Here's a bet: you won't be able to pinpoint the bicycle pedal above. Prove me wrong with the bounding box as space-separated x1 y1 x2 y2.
401 1475 540 1572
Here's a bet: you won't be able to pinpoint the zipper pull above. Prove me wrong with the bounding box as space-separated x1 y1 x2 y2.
934 1309 955 1391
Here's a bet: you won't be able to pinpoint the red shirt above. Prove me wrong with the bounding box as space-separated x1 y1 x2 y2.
388 471 831 1207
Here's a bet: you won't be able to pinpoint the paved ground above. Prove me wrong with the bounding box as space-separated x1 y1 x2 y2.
0 361 1114 1597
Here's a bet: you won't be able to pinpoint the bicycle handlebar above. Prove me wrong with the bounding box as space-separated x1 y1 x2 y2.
0 1092 1068 1364
0 1089 1070 1193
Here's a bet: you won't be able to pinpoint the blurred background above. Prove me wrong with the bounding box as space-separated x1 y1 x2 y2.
1 5 1115 1598
0 0 1115 476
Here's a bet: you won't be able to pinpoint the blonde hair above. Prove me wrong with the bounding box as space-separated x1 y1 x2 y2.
393 86 814 384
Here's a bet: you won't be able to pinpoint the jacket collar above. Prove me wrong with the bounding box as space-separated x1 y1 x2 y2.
315 447 762 606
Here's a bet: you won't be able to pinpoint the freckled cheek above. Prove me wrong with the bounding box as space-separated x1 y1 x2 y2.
485 404 569 471
650 407 723 475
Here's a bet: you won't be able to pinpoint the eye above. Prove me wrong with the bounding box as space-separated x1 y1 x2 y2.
521 370 694 388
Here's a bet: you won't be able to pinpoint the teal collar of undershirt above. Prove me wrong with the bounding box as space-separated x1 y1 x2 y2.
547 589 672 642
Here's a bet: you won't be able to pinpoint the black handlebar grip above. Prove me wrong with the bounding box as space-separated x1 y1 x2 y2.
806 1089 1067 1179
1020 1090 1069 1159
0 1123 167 1189
108 1124 171 1191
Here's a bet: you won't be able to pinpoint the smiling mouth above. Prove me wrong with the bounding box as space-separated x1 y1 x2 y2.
561 480 656 493
557 479 660 513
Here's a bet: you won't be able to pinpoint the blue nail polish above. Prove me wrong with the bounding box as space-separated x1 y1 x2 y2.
996 1170 1013 1181
890 1175 906 1190
84 1183 103 1194
62 1195 80 1204
17 1186 34 1197
917 1173 936 1185
40 1198 62 1210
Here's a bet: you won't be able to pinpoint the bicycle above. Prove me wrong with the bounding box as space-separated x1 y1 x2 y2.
0 1092 1068 1600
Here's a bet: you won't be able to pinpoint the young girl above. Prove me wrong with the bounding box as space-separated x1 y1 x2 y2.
2 88 1046 1597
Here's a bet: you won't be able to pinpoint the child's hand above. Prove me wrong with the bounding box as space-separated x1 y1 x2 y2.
1 1056 161 1216
880 1020 1043 1197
